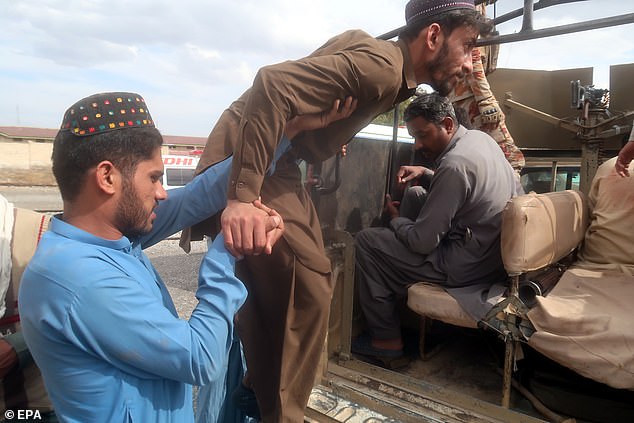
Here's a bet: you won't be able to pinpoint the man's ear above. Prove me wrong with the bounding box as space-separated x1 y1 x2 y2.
94 161 118 195
442 116 455 135
425 23 443 51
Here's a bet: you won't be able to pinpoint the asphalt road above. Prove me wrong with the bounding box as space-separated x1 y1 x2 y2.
0 186 63 212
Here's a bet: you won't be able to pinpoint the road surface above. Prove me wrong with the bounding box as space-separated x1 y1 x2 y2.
0 186 63 212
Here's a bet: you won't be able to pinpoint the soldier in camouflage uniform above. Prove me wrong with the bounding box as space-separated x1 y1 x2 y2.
448 4 525 172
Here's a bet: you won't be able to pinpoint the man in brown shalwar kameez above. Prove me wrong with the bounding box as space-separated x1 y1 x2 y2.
184 1 493 421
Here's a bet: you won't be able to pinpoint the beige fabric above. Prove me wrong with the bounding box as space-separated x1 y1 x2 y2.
10 208 50 289
1 208 53 412
501 190 588 274
407 283 478 329
527 267 634 390
4 208 51 328
0 195 13 318
576 157 634 274
4 207 50 326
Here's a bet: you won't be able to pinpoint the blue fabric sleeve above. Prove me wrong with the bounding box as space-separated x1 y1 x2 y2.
265 136 292 176
141 157 232 248
143 138 292 249
62 235 246 386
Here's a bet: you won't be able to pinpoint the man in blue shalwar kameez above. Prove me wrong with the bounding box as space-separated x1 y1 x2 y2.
18 92 284 423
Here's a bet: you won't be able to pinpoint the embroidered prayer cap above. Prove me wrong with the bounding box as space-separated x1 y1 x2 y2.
59 92 155 137
405 0 475 26
379 0 475 39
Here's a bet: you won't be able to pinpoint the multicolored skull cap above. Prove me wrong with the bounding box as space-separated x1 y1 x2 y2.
59 92 155 137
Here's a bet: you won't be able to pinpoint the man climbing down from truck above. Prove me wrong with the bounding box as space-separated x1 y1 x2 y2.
184 1 495 421
352 92 522 358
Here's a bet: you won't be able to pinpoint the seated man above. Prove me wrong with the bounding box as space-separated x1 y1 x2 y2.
17 92 282 422
352 92 521 357
575 154 634 273
525 154 634 393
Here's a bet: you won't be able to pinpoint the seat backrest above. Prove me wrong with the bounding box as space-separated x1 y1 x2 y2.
501 190 588 275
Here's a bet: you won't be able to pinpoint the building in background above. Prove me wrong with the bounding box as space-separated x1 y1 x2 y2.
0 126 206 186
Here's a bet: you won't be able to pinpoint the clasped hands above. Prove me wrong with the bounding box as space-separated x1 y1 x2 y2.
221 198 284 258
221 97 357 257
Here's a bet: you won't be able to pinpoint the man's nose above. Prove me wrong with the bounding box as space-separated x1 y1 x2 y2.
156 183 168 201
462 51 474 75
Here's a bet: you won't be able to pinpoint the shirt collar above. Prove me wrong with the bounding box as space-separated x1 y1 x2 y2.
50 215 132 251
435 125 468 166
397 39 418 90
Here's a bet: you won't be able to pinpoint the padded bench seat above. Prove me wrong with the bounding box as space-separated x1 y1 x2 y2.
404 190 588 408
407 282 477 328
407 190 587 330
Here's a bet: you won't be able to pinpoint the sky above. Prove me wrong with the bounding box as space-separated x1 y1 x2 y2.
1 0 632 137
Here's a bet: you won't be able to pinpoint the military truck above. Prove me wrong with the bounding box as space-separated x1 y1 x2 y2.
304 2 634 422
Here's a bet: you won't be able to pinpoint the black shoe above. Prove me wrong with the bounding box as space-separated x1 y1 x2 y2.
231 383 261 421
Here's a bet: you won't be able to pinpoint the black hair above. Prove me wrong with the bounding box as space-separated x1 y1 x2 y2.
404 92 457 125
52 127 163 201
400 8 493 42
454 106 473 129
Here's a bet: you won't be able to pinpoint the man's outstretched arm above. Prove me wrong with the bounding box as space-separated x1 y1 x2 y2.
222 97 357 257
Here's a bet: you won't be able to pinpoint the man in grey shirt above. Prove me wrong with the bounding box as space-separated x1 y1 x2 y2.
352 92 522 357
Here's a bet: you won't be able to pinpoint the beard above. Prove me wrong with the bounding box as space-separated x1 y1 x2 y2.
426 41 463 97
115 178 154 239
